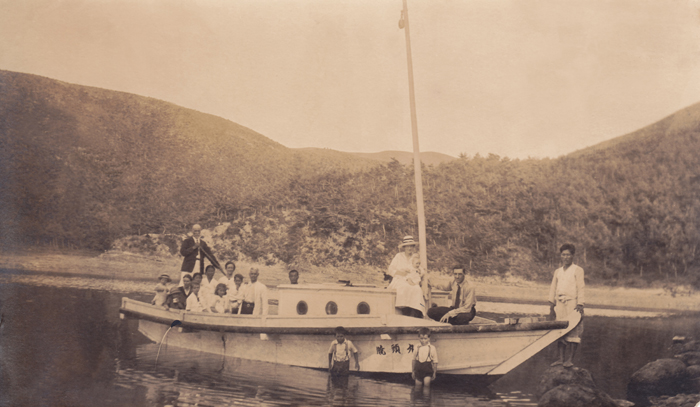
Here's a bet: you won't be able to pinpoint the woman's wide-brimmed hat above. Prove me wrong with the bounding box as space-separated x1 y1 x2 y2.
158 274 172 283
398 235 418 248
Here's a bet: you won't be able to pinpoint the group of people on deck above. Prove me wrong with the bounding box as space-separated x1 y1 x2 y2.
386 236 477 325
151 224 281 316
151 225 585 366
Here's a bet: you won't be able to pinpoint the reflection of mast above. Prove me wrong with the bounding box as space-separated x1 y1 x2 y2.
400 0 427 272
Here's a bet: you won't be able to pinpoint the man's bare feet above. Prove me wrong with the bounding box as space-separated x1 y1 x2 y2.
550 360 563 367
563 361 574 368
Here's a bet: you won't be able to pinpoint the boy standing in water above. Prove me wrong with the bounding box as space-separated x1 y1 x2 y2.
412 327 437 389
548 243 585 368
328 326 360 376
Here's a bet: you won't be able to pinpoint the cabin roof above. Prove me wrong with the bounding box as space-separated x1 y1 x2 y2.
277 283 388 294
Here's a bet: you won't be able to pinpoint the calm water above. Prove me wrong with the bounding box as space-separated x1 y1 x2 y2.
1 282 699 407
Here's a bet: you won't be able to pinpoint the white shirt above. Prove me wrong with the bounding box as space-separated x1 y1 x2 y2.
328 339 358 362
218 276 244 298
186 292 207 312
225 282 246 306
243 280 268 315
415 344 438 363
548 264 585 305
200 276 218 306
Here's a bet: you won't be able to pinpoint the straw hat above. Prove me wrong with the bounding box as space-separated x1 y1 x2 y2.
398 235 418 248
158 274 172 283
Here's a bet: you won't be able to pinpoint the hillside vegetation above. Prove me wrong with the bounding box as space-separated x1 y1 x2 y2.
1 70 699 287
0 70 378 248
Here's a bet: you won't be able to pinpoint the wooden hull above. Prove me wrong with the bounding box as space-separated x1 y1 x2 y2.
121 297 580 377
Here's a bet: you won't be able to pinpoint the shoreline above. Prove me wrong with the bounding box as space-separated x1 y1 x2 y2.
2 249 699 317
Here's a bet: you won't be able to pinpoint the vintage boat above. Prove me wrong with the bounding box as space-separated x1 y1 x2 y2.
120 1 582 382
120 282 580 381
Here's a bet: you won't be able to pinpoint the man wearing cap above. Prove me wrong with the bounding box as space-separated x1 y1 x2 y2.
386 236 419 284
179 224 220 286
427 266 477 325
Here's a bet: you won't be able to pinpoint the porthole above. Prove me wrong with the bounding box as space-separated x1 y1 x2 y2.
296 301 308 315
357 302 370 314
325 301 338 315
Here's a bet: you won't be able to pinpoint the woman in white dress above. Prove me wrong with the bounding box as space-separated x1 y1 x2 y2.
387 236 417 284
387 236 426 318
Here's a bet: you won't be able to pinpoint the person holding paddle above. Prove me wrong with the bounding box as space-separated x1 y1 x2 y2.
179 224 221 286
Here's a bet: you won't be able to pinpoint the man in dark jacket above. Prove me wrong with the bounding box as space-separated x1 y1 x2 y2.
178 224 220 286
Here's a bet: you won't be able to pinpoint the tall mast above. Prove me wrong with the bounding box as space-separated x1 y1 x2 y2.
401 0 428 272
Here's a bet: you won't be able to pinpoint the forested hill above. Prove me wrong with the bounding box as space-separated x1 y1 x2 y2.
347 150 456 166
552 101 700 281
0 70 377 248
2 69 699 287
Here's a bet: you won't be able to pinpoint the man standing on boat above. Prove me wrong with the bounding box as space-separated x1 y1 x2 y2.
426 266 476 325
548 243 584 368
179 224 220 286
240 267 268 315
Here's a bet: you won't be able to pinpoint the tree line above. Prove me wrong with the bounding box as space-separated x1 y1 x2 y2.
203 127 700 287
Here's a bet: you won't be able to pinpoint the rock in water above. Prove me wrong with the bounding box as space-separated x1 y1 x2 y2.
676 351 700 367
686 365 700 378
537 365 596 398
627 358 689 406
538 384 618 407
537 366 619 407
648 393 700 407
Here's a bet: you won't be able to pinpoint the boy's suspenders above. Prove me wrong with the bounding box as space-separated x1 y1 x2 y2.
417 345 433 363
334 341 349 361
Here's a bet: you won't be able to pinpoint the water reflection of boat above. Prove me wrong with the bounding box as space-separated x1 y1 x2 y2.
120 282 580 381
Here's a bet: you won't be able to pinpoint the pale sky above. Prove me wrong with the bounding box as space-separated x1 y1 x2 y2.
2 0 700 158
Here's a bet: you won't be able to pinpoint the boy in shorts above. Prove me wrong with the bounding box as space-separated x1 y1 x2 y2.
328 326 360 376
412 327 437 388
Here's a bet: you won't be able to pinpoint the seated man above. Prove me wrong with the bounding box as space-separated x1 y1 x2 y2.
166 274 192 310
427 266 476 325
240 268 268 315
227 273 246 313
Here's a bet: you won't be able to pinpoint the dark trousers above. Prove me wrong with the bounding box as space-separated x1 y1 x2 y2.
240 301 255 314
427 306 476 325
330 360 350 376
400 307 423 319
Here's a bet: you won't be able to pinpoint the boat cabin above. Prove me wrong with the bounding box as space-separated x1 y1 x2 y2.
276 283 400 317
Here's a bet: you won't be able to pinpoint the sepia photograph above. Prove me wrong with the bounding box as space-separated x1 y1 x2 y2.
1 0 700 406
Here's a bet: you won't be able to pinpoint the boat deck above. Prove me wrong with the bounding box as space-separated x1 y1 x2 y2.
120 297 568 335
